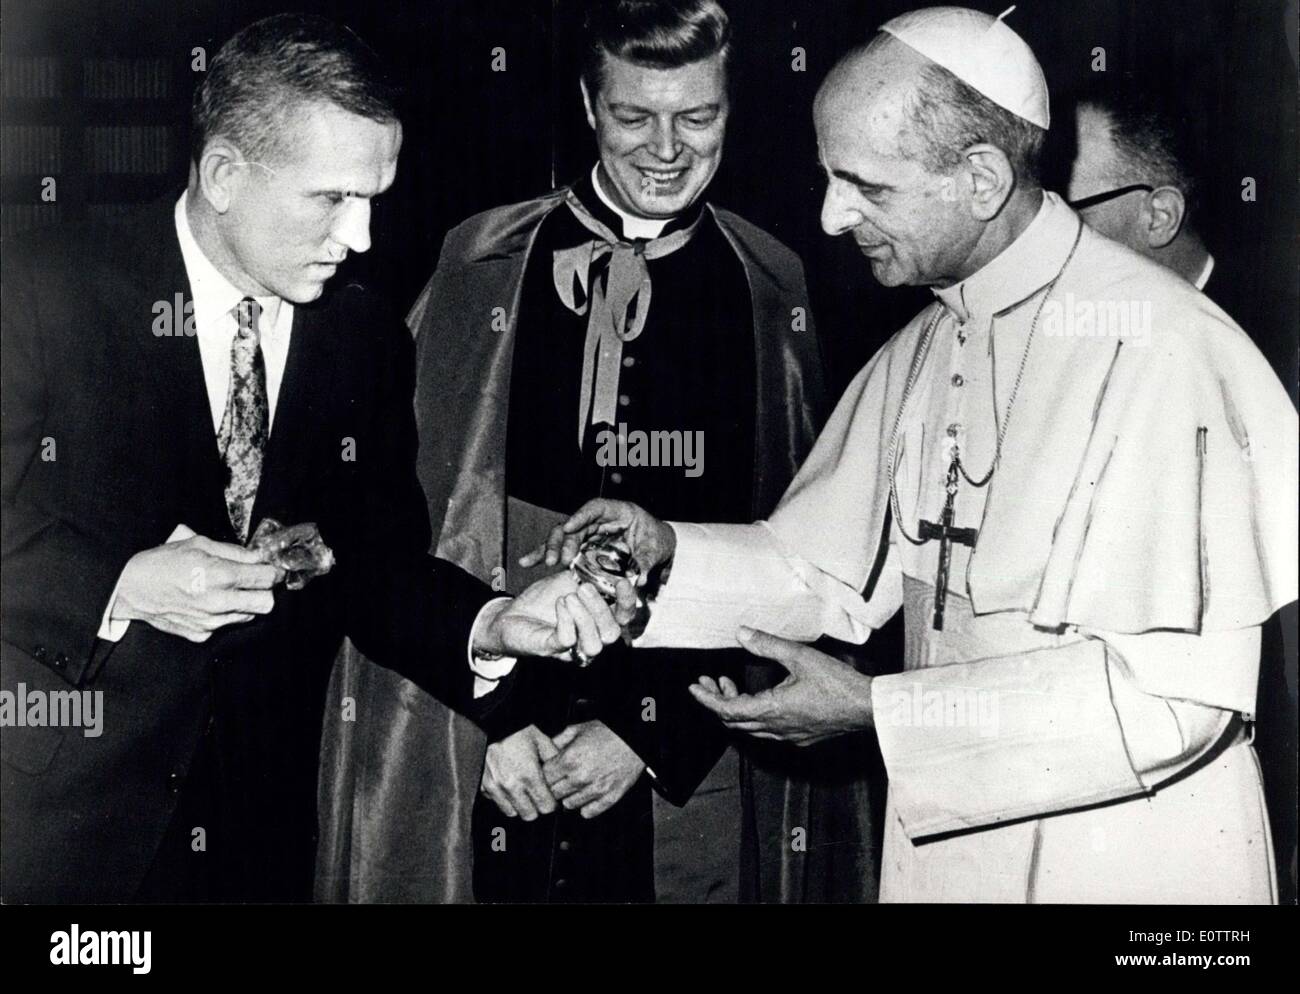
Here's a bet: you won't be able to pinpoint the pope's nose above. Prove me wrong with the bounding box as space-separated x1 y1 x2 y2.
820 181 866 236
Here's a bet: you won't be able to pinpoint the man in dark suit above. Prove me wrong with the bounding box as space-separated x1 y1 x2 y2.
0 13 622 904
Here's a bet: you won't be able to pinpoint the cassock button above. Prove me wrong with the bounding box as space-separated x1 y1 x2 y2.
558 840 571 852
622 356 635 368
951 373 964 387
618 394 630 407
166 772 183 794
555 878 568 890
610 471 624 485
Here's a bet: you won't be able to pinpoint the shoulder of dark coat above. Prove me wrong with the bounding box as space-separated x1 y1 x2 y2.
708 205 807 284
5 198 175 285
437 189 568 263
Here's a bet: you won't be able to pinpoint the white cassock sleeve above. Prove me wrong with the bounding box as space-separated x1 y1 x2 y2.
640 521 1248 843
636 521 901 649
865 627 1245 839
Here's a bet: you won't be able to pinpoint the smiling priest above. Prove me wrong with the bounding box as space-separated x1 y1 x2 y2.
536 6 1299 903
316 1 881 905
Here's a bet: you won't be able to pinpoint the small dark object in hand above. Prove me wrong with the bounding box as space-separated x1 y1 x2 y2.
570 532 641 600
249 518 335 590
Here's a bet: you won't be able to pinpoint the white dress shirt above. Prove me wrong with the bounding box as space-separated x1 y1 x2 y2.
173 192 294 431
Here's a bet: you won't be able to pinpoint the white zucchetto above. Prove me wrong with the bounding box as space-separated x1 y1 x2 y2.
881 5 1050 129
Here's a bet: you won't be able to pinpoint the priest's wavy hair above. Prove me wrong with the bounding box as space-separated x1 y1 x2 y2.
580 0 733 96
866 30 1045 186
191 13 400 168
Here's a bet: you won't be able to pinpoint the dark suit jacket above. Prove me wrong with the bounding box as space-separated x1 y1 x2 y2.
0 199 496 902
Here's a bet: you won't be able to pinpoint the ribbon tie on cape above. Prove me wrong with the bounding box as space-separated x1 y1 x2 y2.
552 191 704 447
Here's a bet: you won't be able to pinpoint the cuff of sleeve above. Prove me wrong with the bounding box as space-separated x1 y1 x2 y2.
1105 651 1233 788
638 521 830 648
97 574 131 643
872 639 1144 839
469 597 518 698
97 523 192 643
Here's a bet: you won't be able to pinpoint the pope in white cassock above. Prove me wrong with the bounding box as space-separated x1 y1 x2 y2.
526 6 1298 903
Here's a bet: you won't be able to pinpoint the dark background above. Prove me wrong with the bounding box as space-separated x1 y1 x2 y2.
2 0 1297 398
2 0 1297 901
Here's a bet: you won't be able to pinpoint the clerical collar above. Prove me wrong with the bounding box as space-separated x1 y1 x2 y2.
590 165 668 238
1194 253 1215 292
933 192 1081 323
575 164 705 241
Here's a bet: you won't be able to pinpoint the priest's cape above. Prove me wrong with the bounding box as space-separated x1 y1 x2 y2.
636 197 1298 903
315 188 877 902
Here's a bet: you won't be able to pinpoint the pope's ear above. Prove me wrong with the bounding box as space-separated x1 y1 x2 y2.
580 78 597 132
963 143 1015 221
195 138 246 215
1143 186 1186 249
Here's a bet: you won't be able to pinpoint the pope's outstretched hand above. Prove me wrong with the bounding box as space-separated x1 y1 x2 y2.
520 498 677 581
689 627 875 746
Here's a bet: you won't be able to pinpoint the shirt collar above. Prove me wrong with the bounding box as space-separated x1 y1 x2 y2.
175 191 282 330
932 191 1082 323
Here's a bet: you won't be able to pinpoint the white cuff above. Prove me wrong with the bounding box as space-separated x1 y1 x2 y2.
98 523 195 641
638 521 877 649
469 597 518 698
97 574 131 642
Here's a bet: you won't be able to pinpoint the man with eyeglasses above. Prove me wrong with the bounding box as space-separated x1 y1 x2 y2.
1069 79 1299 903
1066 83 1214 290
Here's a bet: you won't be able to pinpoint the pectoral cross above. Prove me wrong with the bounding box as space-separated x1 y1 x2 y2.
917 455 978 630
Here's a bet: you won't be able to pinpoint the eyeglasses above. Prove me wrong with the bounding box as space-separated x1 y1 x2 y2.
1067 184 1154 211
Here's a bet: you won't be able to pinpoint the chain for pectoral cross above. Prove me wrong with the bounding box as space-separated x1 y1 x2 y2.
884 221 1085 632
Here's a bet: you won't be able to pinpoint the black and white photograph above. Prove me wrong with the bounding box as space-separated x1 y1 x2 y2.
0 0 1296 977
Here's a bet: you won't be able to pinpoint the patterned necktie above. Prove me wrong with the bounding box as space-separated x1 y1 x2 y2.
218 297 267 542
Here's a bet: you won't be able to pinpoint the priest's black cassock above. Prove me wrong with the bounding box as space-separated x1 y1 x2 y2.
475 176 757 902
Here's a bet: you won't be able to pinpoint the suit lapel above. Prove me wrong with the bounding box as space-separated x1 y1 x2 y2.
100 200 234 541
249 300 337 529
103 199 348 543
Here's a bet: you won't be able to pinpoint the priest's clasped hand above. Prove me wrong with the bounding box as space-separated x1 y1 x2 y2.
542 720 645 819
480 720 645 821
689 627 875 746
